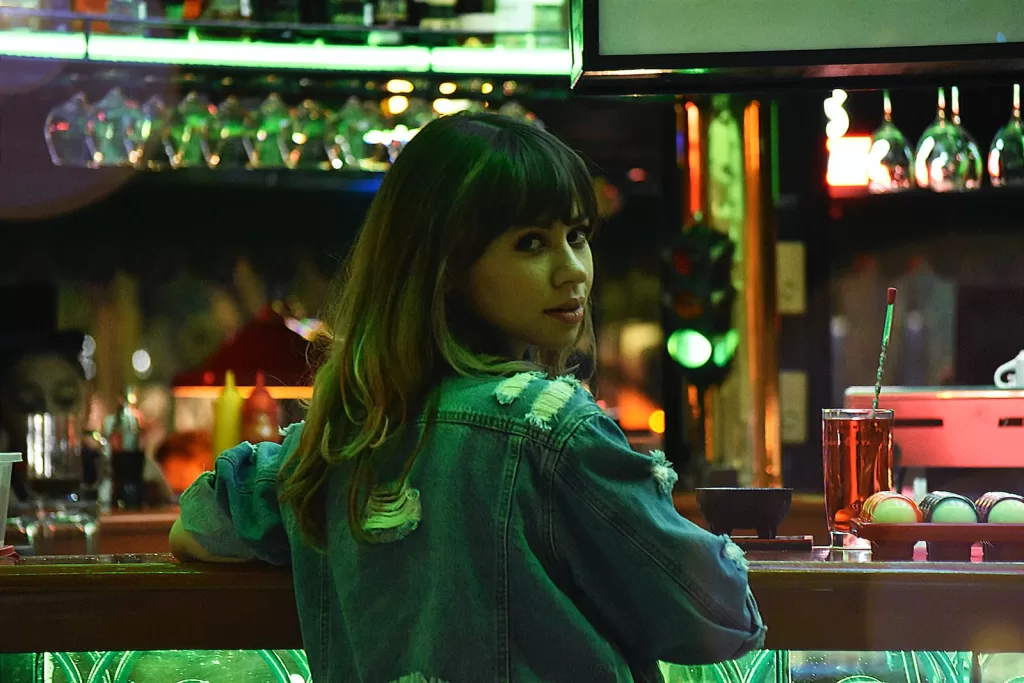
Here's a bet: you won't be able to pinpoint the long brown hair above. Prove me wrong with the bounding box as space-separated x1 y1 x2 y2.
279 112 600 546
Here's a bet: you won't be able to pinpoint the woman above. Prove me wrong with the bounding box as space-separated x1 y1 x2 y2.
170 112 765 683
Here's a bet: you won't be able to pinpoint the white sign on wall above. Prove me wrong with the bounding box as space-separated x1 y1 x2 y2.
596 0 1021 57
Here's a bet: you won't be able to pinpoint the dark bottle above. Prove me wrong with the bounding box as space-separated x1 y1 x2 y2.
103 389 146 511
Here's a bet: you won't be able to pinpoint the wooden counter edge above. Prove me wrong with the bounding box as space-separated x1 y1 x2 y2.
5 555 1024 653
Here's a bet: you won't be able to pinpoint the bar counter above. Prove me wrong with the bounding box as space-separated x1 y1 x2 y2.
4 494 831 556
3 549 1024 654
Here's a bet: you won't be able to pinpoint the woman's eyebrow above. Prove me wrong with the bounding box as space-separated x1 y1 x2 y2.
541 217 590 230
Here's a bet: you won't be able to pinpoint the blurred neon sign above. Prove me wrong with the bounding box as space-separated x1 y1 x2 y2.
824 89 870 188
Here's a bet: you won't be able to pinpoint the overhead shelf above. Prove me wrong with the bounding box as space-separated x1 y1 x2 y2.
430 46 569 75
87 34 433 72
0 28 87 58
0 23 572 76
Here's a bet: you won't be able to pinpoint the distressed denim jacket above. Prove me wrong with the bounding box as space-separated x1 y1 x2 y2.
179 372 766 683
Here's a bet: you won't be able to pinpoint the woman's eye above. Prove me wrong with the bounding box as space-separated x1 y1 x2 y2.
516 228 590 252
516 234 544 251
569 228 591 245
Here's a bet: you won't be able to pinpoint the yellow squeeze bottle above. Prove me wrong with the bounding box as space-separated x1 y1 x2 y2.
212 370 244 457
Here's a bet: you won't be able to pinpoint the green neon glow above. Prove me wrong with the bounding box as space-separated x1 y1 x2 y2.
430 46 571 75
88 34 433 71
667 329 713 369
0 30 87 59
0 29 572 76
711 329 740 367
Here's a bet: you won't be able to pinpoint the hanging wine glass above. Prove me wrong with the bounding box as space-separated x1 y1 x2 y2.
164 91 214 169
44 92 92 167
136 96 169 170
248 92 294 169
358 98 391 172
950 86 983 190
401 97 434 131
289 99 332 170
87 88 141 168
326 97 362 171
914 88 951 191
867 91 914 193
989 84 1024 188
915 87 981 192
208 95 254 170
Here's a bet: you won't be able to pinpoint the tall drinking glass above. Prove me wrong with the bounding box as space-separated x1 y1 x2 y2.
822 408 894 548
25 412 83 501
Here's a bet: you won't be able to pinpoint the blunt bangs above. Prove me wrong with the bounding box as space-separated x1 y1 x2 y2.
459 121 599 239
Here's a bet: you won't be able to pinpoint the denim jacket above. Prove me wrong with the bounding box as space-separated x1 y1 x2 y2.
179 371 766 683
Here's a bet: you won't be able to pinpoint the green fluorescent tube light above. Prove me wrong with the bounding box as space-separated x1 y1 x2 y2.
430 47 570 75
0 30 87 59
87 34 433 72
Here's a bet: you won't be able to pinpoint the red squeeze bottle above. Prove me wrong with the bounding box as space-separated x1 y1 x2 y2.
241 372 282 444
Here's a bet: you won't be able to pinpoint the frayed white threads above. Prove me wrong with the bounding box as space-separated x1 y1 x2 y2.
556 373 594 397
649 449 678 495
554 374 582 390
494 371 543 405
721 535 750 571
363 482 422 543
525 379 576 429
278 421 305 439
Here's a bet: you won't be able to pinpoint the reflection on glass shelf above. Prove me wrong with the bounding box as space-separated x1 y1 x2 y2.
0 10 571 75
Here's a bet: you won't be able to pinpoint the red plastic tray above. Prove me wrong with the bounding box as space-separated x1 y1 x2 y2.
851 521 1024 543
850 520 1024 562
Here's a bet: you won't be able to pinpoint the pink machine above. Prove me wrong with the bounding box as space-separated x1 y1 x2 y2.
844 387 1024 468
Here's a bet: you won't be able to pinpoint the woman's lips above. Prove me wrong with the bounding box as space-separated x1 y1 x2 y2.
545 306 584 325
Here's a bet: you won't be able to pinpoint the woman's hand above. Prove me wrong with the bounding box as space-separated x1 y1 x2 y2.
169 518 248 563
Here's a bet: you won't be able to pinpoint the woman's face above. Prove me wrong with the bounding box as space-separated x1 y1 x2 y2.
466 219 593 358
0 354 85 450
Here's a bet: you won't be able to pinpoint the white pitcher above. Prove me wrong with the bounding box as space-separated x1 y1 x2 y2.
994 350 1024 388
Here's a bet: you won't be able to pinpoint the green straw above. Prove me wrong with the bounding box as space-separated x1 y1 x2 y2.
873 287 898 411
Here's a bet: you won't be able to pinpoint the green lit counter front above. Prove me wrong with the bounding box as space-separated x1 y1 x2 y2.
4 551 1024 681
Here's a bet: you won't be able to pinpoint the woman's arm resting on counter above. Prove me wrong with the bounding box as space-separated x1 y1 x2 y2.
169 517 247 563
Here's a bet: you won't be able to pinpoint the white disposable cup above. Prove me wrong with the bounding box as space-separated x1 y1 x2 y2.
0 452 22 547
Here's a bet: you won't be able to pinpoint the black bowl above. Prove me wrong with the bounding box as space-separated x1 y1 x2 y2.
695 487 794 539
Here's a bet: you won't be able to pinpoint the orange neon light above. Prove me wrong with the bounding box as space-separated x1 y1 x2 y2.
615 387 660 432
173 385 313 400
826 136 871 187
648 409 666 435
743 102 761 176
685 102 702 218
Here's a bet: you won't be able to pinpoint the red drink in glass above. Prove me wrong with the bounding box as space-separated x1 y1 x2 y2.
822 408 893 547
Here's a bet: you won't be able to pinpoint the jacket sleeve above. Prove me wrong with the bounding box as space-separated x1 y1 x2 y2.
550 410 766 665
177 440 291 566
